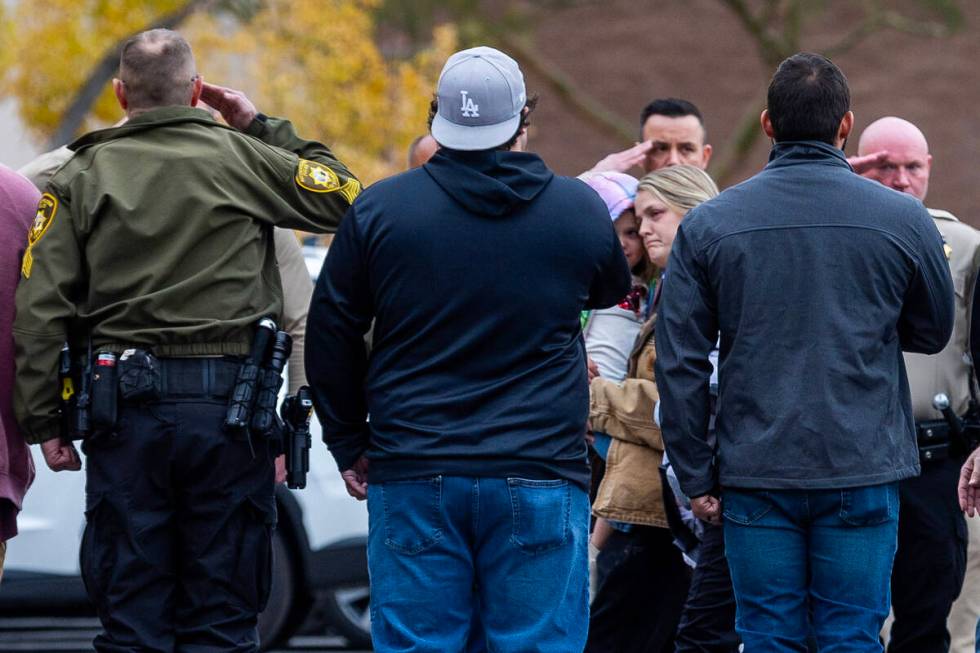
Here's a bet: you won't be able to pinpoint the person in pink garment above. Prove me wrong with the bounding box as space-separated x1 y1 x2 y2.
0 164 38 581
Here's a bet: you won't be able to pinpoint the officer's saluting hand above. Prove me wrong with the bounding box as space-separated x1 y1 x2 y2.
200 82 258 131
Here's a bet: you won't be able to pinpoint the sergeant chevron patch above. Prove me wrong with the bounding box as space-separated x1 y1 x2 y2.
338 178 362 204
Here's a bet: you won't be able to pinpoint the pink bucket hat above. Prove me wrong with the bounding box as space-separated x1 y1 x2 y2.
580 171 639 221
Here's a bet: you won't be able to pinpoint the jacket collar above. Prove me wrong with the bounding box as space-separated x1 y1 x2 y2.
627 312 658 379
765 140 852 171
928 208 958 222
69 106 219 151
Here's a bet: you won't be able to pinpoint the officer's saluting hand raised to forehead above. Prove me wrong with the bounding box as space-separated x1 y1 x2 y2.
12 28 359 652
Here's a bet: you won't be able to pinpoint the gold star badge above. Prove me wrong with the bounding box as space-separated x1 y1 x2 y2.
296 159 340 193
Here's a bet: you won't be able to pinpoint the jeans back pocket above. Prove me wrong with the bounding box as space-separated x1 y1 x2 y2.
722 489 773 526
379 477 445 555
508 478 571 555
839 483 898 526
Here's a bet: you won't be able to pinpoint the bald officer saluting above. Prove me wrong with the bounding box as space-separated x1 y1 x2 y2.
854 117 980 653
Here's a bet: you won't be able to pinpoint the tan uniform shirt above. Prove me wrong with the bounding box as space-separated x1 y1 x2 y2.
904 209 980 420
273 229 313 391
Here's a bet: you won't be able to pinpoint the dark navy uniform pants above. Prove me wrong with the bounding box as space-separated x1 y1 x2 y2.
889 456 968 653
81 375 275 652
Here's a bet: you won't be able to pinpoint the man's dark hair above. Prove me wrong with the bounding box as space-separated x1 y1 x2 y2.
766 52 850 145
640 98 705 131
427 95 539 151
119 29 197 112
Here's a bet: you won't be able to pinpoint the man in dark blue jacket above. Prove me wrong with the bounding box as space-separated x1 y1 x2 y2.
306 46 630 652
655 52 954 651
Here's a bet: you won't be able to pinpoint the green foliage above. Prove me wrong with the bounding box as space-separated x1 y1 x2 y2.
920 0 965 29
376 0 480 44
376 0 538 49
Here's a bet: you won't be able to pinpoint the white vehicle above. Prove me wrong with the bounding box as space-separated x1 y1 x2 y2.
2 245 371 649
303 243 328 281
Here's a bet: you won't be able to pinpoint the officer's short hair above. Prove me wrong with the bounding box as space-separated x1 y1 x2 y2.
767 52 850 145
119 29 197 111
640 98 705 131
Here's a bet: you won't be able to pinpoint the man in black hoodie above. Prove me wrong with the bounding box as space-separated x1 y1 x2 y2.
306 47 631 651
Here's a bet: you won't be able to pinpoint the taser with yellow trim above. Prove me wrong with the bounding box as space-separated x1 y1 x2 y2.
59 343 74 402
58 343 75 439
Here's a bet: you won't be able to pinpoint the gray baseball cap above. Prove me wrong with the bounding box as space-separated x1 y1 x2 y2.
430 46 527 151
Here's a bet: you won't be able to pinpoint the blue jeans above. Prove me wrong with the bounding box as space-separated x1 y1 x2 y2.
367 475 590 653
723 483 899 652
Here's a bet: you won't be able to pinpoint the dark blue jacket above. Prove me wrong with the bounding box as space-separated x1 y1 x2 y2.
306 148 631 489
655 141 955 496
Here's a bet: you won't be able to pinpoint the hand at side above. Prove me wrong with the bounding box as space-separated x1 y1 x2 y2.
342 456 370 500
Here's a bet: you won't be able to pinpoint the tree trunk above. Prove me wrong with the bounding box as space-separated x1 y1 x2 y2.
497 34 636 145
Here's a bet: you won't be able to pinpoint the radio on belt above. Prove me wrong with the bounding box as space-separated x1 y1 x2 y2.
91 352 119 434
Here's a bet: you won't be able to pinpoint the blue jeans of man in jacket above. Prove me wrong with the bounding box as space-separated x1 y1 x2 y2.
723 483 900 652
366 475 590 653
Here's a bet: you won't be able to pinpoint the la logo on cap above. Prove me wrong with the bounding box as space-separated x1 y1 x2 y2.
431 46 524 150
460 90 480 118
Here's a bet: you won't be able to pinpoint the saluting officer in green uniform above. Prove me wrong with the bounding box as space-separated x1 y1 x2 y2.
13 29 359 652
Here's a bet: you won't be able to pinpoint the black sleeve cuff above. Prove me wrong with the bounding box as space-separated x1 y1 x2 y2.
244 113 269 138
324 427 369 471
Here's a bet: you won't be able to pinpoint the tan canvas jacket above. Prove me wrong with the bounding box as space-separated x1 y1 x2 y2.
590 316 668 528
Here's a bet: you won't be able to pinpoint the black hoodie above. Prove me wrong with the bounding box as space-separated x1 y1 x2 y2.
307 148 631 489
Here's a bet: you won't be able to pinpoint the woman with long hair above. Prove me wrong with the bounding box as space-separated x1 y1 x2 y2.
587 165 725 653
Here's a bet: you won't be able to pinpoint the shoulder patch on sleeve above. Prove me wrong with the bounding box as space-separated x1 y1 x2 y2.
22 193 59 278
296 159 341 193
29 193 58 245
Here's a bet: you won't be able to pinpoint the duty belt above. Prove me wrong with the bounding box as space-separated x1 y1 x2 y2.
155 357 241 400
916 419 958 464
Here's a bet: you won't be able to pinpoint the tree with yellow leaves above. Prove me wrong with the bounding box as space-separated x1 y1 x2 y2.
230 0 456 182
2 0 455 184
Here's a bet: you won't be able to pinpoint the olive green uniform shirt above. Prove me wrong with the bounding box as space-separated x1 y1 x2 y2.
905 208 980 420
14 106 360 444
18 142 316 394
